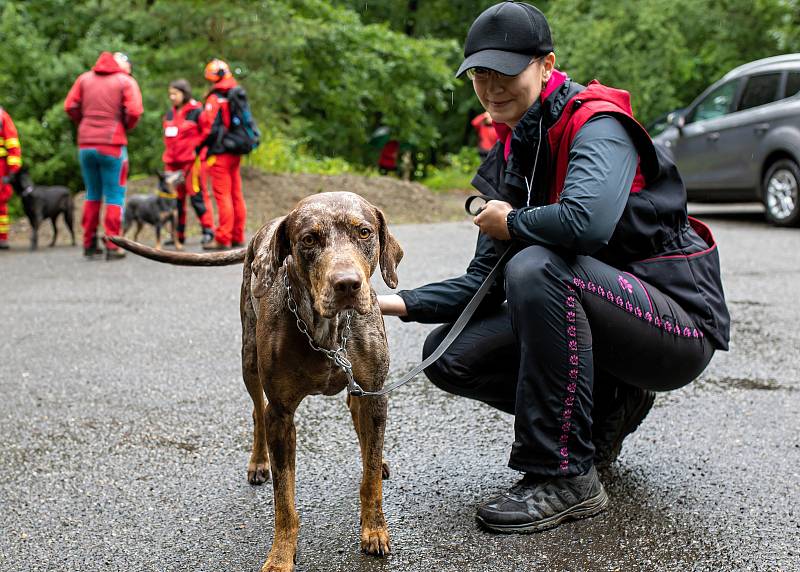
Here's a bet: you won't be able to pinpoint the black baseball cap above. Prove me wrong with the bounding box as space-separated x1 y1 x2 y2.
456 2 553 78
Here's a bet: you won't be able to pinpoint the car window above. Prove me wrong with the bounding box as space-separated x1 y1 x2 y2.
688 81 737 123
738 73 782 111
785 71 800 99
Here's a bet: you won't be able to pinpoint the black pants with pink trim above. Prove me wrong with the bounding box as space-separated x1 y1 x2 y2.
422 245 715 478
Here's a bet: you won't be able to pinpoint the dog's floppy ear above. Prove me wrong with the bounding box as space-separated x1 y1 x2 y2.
375 207 403 289
250 216 290 297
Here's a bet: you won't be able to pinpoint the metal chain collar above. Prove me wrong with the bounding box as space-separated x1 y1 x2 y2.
283 272 364 394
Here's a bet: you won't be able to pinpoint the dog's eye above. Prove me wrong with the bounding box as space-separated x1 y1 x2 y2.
301 234 316 247
359 227 372 239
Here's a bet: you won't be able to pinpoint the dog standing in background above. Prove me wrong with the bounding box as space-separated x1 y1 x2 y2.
9 167 75 250
122 171 182 250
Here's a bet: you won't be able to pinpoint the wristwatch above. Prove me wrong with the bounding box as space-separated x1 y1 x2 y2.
506 209 519 239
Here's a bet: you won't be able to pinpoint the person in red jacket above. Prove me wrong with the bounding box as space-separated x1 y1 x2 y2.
0 106 22 250
163 79 214 246
471 111 498 160
197 59 246 250
378 140 400 175
64 51 143 260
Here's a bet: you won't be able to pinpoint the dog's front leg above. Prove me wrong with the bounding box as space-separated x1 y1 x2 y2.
172 215 183 251
29 211 40 251
263 401 300 572
348 394 391 556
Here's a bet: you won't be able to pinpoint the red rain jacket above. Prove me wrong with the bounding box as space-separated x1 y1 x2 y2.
64 52 143 147
0 107 22 202
162 99 203 165
471 112 498 153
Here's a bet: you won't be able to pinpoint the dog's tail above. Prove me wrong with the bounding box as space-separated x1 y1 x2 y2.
109 236 246 266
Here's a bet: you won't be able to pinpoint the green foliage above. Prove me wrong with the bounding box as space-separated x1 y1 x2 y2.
548 0 798 121
2 0 800 209
248 131 360 175
0 0 457 192
423 147 483 191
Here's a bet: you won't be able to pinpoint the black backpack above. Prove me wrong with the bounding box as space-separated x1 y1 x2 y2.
207 86 260 155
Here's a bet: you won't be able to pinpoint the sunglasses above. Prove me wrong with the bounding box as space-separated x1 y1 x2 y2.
466 56 544 81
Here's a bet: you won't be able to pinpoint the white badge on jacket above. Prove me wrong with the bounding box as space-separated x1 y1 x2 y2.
165 126 179 137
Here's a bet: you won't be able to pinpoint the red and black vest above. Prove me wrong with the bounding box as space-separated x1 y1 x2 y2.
162 100 202 165
472 77 730 350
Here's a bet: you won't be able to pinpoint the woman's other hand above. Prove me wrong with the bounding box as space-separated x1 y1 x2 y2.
474 200 513 240
378 294 408 317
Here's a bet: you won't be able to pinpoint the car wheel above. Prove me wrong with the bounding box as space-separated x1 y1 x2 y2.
762 159 800 227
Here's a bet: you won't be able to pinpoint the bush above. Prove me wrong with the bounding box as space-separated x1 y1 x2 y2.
247 132 360 175
422 147 482 191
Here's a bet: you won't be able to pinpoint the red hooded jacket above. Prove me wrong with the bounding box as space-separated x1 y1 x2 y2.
64 52 143 148
162 99 203 165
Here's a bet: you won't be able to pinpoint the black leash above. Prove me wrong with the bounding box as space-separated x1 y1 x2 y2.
348 194 511 397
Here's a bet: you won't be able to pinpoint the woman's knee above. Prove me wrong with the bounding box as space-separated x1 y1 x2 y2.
422 325 476 394
505 246 565 303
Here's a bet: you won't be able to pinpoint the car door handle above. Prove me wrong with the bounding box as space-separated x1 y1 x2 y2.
754 123 770 134
707 132 720 142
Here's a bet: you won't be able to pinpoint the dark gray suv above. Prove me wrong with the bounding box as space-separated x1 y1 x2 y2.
655 54 800 226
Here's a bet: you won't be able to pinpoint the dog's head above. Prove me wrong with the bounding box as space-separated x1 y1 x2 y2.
8 167 33 197
256 192 403 318
155 170 183 210
156 170 184 196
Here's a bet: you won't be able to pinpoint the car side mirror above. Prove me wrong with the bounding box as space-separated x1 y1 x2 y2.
667 111 685 133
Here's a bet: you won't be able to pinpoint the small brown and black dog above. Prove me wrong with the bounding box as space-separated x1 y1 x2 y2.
111 191 403 572
122 171 183 250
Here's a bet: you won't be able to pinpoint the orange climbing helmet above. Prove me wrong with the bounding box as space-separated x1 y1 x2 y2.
204 59 232 82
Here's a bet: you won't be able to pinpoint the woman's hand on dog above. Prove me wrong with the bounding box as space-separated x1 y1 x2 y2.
378 294 408 317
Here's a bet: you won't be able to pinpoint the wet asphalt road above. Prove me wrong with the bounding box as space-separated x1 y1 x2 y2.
2 204 799 572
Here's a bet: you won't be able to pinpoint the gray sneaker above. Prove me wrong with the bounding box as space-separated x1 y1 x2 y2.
476 466 608 533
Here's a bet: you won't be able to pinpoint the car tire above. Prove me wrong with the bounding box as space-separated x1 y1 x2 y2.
762 159 800 227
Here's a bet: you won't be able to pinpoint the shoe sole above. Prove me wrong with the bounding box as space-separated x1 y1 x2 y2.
596 391 656 469
476 486 609 534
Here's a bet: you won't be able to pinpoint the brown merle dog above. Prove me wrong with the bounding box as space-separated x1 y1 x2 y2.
110 191 403 572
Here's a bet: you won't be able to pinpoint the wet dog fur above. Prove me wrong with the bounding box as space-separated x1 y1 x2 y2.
110 191 403 572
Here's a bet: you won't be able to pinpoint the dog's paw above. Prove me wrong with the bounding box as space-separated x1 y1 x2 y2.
247 463 270 486
381 460 390 480
361 526 391 557
260 560 293 572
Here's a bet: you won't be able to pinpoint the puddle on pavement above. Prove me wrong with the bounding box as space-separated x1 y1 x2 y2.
702 376 793 392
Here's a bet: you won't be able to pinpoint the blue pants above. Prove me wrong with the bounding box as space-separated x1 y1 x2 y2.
79 147 128 206
78 147 128 248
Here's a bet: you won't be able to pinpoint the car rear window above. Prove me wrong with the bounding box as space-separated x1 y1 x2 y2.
786 72 800 99
738 73 782 111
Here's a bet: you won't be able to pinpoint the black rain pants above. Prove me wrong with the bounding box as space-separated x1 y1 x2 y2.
422 245 715 477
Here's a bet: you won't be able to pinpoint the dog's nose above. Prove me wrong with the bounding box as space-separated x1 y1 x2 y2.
332 271 362 296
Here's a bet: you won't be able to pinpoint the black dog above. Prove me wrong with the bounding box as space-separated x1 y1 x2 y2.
123 171 182 250
9 167 75 250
